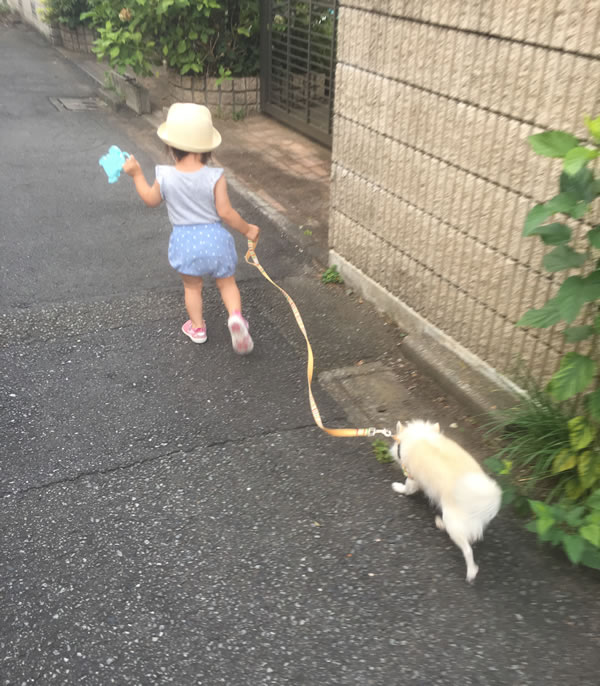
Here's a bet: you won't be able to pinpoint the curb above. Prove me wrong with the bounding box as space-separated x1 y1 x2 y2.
331 250 521 419
400 334 519 419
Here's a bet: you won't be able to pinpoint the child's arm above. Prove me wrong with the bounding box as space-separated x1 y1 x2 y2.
214 175 260 243
123 155 162 208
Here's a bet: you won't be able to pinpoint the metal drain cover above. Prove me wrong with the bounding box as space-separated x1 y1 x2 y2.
49 96 106 111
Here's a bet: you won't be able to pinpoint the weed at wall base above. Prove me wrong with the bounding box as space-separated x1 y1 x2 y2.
322 265 343 284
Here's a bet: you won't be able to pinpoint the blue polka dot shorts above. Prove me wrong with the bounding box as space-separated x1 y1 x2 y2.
168 223 238 278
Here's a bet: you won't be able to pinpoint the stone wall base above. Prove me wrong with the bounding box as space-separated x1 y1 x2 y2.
106 72 151 115
59 25 97 53
168 72 260 118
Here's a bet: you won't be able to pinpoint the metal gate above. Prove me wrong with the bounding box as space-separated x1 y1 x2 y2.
260 1 338 147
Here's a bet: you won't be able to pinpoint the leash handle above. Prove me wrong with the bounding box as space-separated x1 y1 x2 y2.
245 240 392 439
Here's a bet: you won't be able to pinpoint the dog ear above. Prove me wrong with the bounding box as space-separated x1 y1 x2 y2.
433 422 440 432
395 421 404 437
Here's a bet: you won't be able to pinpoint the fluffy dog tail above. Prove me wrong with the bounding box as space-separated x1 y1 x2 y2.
451 472 502 543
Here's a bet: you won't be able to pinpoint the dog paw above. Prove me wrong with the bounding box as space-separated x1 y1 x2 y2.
466 564 479 583
391 482 405 494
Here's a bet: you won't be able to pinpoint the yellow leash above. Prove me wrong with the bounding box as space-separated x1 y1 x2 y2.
245 240 394 441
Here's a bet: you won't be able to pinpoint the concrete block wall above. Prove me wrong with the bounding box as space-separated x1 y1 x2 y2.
7 0 56 40
168 74 260 117
330 0 600 381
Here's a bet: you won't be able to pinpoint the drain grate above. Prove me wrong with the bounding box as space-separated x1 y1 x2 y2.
49 96 106 112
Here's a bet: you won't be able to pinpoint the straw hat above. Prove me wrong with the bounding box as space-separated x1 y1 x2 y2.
157 103 222 153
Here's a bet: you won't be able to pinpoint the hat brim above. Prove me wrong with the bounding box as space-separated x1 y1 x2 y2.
157 123 222 153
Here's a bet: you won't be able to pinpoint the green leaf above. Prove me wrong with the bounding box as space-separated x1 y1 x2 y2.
564 325 594 342
585 511 600 525
110 46 120 58
577 450 599 489
582 271 600 302
584 115 600 143
565 506 586 527
523 203 553 236
177 39 187 53
571 202 590 220
587 490 600 510
542 245 586 273
530 500 553 519
528 222 571 245
585 389 600 422
581 547 600 569
553 276 587 324
550 503 567 522
552 448 577 474
483 456 503 474
588 226 600 249
517 301 562 328
525 520 538 533
559 167 597 204
562 534 585 563
189 30 198 39
563 147 599 176
501 485 517 506
528 131 579 158
569 416 596 450
163 44 168 56
580 523 600 547
529 500 554 521
536 518 555 536
547 352 596 402
566 477 587 500
545 192 587 219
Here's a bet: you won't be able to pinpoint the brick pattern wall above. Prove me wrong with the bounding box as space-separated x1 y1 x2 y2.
169 74 260 118
331 0 600 380
59 26 97 53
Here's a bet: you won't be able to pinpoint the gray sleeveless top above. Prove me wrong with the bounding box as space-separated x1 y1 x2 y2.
155 165 224 226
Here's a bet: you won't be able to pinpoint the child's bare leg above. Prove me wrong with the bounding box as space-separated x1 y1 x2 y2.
181 274 204 328
215 276 242 315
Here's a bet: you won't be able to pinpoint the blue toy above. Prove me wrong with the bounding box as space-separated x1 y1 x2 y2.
99 145 130 183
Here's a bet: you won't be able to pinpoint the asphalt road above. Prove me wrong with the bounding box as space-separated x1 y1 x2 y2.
1 24 599 686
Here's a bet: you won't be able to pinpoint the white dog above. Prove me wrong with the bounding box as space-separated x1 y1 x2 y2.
390 420 501 582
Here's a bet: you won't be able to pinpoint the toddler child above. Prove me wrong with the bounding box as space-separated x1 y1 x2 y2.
123 103 259 354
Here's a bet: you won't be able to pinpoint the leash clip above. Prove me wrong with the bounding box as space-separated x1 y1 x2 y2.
368 428 393 438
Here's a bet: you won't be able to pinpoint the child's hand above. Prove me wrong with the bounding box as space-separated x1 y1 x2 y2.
247 224 260 245
123 155 142 178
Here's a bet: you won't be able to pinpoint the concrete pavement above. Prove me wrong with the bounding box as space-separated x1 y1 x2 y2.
1 23 599 686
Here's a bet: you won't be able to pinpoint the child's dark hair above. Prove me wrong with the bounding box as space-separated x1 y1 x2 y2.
169 146 212 164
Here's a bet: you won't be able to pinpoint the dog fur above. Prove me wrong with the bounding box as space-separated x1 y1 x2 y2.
390 420 501 582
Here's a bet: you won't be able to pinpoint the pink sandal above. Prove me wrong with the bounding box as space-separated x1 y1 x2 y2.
227 312 254 355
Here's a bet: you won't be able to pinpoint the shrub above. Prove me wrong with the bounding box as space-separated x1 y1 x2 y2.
524 490 600 569
487 115 600 571
81 0 259 78
41 0 91 28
